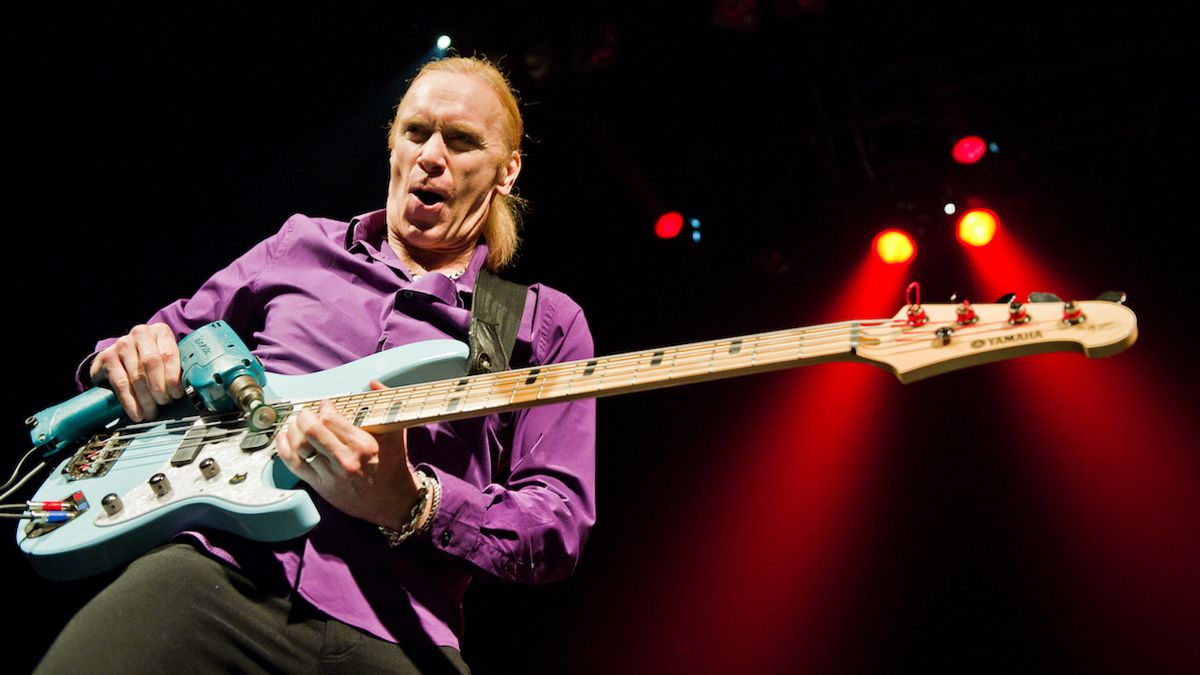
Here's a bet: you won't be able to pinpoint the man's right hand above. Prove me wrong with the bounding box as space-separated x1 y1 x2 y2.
89 322 185 422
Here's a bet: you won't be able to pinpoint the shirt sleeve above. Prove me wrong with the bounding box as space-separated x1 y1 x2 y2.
416 297 597 585
74 217 295 391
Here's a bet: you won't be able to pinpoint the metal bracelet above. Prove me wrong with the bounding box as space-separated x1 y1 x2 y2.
378 470 430 548
417 473 441 537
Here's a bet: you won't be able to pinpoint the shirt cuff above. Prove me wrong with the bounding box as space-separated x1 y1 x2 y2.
415 462 518 580
75 351 100 392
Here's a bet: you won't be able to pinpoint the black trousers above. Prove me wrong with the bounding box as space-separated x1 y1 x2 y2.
35 542 471 675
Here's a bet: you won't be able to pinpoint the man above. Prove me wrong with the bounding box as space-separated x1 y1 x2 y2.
37 56 595 674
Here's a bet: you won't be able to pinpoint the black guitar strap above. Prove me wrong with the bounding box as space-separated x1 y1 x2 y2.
468 268 528 375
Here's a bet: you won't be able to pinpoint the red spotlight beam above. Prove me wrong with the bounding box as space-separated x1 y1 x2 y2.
963 225 1200 671
630 251 912 673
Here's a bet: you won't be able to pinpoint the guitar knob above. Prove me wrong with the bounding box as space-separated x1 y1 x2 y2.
148 473 172 497
199 458 220 480
935 326 955 345
101 493 123 516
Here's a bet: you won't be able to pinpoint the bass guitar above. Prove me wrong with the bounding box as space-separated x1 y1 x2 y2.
15 295 1137 580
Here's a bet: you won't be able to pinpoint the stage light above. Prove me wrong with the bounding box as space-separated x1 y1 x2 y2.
655 211 684 239
873 229 915 264
952 135 987 164
436 35 452 51
957 208 999 247
944 202 957 215
692 231 702 243
988 141 1000 153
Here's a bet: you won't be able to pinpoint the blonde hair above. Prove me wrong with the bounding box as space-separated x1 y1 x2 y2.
388 56 527 271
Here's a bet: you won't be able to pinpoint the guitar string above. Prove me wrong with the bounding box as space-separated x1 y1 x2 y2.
72 314 1054 467
75 319 878 446
69 322 879 467
68 314 1079 469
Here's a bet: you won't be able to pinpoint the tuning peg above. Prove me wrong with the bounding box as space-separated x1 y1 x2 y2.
955 299 979 325
1008 301 1031 325
1096 291 1127 304
995 292 1017 304
1029 292 1063 303
1062 300 1087 325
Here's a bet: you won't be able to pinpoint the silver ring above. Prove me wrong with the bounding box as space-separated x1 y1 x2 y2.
303 451 319 464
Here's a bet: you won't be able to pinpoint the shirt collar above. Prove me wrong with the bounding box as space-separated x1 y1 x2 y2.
344 208 492 303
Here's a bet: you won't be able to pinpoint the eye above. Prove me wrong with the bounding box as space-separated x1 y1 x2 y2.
403 124 430 142
444 132 482 150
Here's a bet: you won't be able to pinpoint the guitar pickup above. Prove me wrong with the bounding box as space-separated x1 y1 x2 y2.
170 413 256 466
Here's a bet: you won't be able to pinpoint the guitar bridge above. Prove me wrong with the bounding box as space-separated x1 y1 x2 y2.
63 432 132 481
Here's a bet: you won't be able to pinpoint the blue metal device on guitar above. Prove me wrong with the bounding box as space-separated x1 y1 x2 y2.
18 322 470 580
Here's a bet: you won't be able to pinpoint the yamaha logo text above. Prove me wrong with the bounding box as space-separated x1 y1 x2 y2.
971 330 1044 349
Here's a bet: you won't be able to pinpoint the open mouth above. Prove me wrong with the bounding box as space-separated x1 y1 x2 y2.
413 189 446 206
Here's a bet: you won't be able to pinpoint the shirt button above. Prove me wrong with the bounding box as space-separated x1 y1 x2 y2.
440 530 452 547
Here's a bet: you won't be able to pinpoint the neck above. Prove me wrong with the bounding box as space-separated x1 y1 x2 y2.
388 235 478 278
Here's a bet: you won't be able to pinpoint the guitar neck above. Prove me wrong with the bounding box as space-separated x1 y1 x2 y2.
322 320 883 432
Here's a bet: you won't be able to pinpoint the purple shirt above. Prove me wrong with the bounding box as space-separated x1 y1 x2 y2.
80 210 596 649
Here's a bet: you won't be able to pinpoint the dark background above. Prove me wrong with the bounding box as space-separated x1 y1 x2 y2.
4 3 1196 673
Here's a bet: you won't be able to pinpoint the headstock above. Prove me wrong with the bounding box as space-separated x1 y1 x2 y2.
855 296 1138 383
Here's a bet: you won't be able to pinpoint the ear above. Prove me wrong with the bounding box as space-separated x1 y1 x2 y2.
494 150 522 196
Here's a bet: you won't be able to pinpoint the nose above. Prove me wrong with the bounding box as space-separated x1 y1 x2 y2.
417 133 447 178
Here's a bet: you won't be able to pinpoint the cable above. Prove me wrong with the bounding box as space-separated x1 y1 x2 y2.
0 462 51 504
0 446 41 493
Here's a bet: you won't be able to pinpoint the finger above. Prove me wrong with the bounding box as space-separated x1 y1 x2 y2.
114 334 159 421
295 407 353 477
319 398 391 479
286 418 335 479
153 325 184 399
275 428 319 481
133 325 171 406
364 380 408 467
315 400 380 473
96 349 144 422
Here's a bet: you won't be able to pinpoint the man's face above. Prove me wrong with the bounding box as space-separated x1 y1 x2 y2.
385 71 520 260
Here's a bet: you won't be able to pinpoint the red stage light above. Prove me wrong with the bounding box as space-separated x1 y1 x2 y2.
873 229 915 264
655 212 684 239
957 208 999 247
952 136 987 164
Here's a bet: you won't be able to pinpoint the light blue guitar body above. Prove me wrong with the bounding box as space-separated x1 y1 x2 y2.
18 340 469 580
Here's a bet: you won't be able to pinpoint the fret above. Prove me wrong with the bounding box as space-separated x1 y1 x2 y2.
384 398 404 424
334 321 868 431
